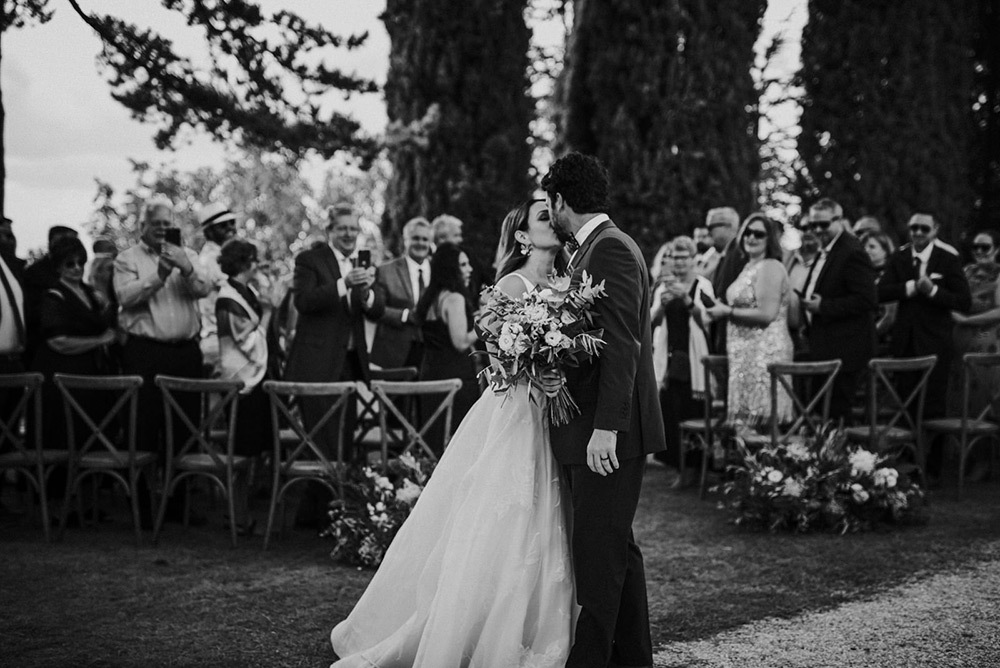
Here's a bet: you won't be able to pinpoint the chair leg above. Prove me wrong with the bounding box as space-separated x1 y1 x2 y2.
226 473 238 548
152 473 172 546
129 471 143 547
699 438 711 499
37 466 51 543
263 480 281 551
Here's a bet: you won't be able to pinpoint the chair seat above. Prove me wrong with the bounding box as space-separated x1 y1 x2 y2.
0 449 71 467
282 460 339 477
80 450 157 468
176 453 251 470
923 418 999 435
843 425 914 442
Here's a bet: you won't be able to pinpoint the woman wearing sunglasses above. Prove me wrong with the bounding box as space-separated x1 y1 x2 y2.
947 230 1000 480
706 213 796 428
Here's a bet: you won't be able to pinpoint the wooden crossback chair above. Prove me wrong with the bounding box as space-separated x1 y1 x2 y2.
370 378 463 463
261 380 356 549
844 355 938 485
153 376 248 547
923 353 1000 496
672 356 727 498
53 374 152 545
355 366 419 451
0 373 60 541
766 360 842 444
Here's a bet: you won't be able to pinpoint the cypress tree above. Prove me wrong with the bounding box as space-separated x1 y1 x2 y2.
555 0 766 258
972 0 1000 229
797 0 978 240
382 0 533 265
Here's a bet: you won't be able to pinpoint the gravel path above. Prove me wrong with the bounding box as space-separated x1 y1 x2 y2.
653 542 1000 668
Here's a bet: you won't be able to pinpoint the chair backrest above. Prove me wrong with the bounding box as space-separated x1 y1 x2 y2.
54 374 143 458
866 355 938 439
371 378 462 460
356 366 419 443
767 360 842 443
701 355 728 421
0 373 43 458
262 380 357 470
155 375 243 467
961 352 1000 423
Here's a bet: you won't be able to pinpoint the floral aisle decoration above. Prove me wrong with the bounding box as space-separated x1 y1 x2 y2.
324 453 436 568
715 424 927 533
476 271 607 426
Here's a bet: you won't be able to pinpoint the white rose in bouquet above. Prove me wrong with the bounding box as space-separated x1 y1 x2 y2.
849 449 879 476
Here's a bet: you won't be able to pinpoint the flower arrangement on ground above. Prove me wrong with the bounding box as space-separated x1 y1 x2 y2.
476 270 607 426
715 423 927 533
324 453 436 568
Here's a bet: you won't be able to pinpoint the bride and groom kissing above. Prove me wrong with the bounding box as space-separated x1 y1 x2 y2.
330 152 666 668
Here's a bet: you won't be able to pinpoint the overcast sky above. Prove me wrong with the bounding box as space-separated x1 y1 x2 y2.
2 0 804 255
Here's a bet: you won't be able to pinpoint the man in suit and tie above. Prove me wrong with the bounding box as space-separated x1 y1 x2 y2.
699 207 745 353
799 198 878 423
369 216 432 370
878 213 971 480
285 203 385 461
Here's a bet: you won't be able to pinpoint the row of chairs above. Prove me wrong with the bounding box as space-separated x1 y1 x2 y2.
0 371 463 548
680 353 1000 497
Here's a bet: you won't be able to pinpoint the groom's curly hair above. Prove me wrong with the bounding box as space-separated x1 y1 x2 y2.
541 152 609 213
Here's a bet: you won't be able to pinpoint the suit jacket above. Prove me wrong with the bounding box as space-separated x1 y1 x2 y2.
805 232 877 373
550 220 666 465
284 244 385 384
878 240 971 357
369 256 422 369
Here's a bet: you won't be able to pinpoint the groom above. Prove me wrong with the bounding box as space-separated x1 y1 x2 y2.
542 153 666 668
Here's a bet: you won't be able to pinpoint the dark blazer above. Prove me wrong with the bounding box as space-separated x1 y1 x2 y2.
550 220 666 465
712 237 747 303
805 232 877 372
284 244 385 384
878 240 971 357
369 256 422 369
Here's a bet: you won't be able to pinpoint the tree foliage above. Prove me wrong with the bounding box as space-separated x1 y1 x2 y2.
796 0 978 241
554 0 766 259
66 0 378 162
381 0 534 265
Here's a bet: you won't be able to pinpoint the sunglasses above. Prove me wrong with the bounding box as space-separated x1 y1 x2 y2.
61 260 85 269
973 244 995 253
801 219 833 233
908 225 933 235
742 229 768 241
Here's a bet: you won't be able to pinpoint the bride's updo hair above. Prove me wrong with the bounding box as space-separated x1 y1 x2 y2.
495 199 567 281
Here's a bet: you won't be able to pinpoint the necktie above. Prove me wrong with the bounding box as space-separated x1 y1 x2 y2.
417 267 426 303
0 261 25 349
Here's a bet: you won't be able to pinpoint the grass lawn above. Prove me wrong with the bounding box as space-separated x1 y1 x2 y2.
2 468 999 668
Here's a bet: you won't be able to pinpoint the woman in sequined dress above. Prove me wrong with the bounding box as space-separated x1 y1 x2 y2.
706 213 795 427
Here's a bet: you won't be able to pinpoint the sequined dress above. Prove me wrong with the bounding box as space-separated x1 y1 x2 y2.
725 259 794 425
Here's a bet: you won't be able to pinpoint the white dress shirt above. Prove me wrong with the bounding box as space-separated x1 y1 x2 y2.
333 247 375 309
0 256 24 354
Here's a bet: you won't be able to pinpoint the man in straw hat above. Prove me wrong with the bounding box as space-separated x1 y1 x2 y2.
196 201 239 376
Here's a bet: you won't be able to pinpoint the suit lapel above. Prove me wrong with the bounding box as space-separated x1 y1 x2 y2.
395 258 414 304
814 233 843 292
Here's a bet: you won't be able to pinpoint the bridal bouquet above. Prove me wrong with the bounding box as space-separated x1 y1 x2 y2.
477 270 607 426
715 424 926 534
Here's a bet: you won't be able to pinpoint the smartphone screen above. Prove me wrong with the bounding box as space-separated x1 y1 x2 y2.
700 292 716 308
164 228 181 246
356 249 372 269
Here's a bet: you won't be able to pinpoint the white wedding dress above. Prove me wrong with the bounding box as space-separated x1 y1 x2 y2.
330 274 577 668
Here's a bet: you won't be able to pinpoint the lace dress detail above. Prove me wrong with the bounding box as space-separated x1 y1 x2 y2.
725 260 794 426
330 378 576 667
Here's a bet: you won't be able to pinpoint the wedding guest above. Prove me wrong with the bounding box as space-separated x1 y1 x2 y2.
650 236 714 481
216 238 274 536
23 225 78 360
649 240 674 285
861 231 897 353
197 202 239 377
415 242 480 454
948 231 1000 442
853 216 883 237
878 213 971 483
706 214 796 428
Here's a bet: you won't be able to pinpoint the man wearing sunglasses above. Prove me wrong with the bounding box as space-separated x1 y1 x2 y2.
799 199 877 423
878 213 971 482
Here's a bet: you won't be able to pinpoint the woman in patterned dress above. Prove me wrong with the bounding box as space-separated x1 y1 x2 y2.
706 213 795 428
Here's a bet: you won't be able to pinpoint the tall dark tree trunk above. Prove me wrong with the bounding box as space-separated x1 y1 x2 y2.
973 0 1000 229
797 0 978 241
382 0 533 266
554 0 766 259
1 33 6 219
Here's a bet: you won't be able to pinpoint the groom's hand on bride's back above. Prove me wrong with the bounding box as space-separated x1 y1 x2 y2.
587 429 619 475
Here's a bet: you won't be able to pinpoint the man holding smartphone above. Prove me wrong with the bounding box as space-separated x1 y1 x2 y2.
114 195 212 526
284 202 385 527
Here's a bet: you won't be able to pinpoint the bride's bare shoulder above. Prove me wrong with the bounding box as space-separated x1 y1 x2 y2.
494 273 530 300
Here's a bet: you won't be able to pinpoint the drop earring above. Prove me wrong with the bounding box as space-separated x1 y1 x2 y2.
520 241 531 256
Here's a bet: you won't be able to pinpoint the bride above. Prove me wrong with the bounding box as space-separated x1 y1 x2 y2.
329 199 578 667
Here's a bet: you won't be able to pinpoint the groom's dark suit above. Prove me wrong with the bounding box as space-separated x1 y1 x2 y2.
551 219 665 668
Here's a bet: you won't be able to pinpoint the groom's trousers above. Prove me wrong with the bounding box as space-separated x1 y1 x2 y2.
563 456 652 668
